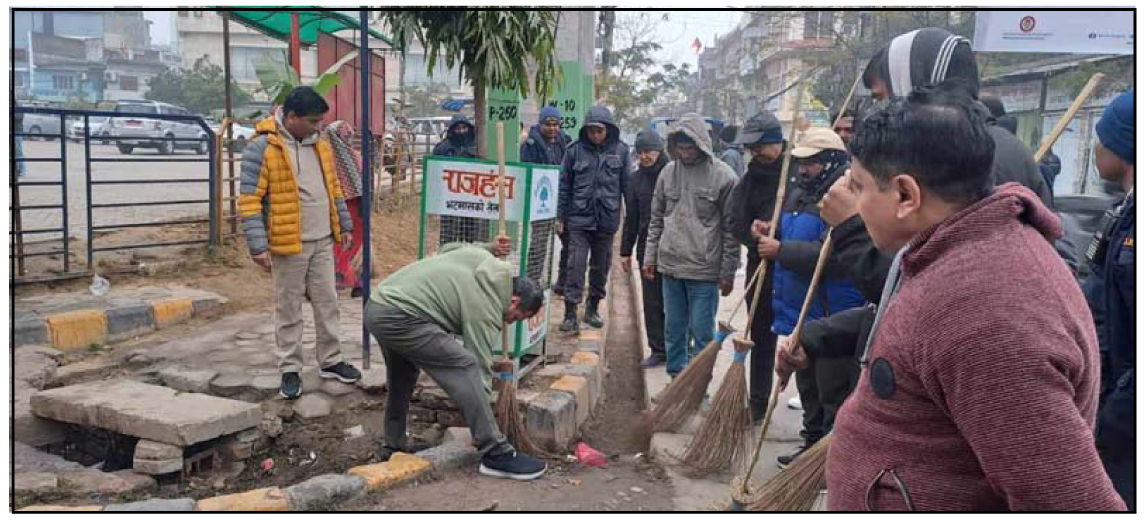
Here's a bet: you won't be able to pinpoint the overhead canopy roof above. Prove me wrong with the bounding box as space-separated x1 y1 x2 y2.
220 9 393 47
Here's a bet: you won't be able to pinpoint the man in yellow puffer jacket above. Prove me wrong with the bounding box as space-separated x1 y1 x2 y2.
238 86 360 399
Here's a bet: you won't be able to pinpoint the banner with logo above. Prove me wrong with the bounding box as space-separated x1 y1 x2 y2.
424 158 528 220
973 11 1133 54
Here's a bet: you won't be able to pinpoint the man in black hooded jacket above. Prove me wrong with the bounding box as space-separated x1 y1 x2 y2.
434 114 488 247
557 106 630 332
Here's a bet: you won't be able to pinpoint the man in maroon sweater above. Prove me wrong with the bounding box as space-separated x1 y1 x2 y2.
825 80 1125 511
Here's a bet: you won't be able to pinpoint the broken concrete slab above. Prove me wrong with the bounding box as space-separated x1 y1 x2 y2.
13 472 59 494
13 442 83 474
132 457 183 475
54 357 119 385
59 469 155 495
158 366 218 394
14 346 59 390
14 384 68 447
105 498 197 512
30 379 261 446
285 474 366 511
209 372 254 398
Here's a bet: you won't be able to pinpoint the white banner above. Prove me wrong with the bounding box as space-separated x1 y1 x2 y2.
973 11 1133 55
529 165 560 221
424 158 528 220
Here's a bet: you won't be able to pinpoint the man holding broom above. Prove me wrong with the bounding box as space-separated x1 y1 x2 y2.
820 80 1124 510
364 238 549 481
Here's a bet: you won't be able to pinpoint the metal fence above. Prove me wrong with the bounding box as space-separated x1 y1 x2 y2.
10 107 217 284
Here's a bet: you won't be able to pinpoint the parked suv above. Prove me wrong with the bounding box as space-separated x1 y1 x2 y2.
109 100 209 155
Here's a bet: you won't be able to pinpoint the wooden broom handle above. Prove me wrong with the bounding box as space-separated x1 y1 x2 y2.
1034 73 1105 162
496 122 507 236
742 78 806 340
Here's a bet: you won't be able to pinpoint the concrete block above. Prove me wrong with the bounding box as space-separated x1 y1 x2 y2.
105 498 197 512
416 387 458 410
30 379 261 446
441 427 473 446
416 442 479 473
14 385 67 447
135 440 183 460
219 439 254 460
435 410 466 428
14 318 48 346
151 298 194 327
132 457 183 475
549 375 592 426
346 453 432 491
293 393 333 420
59 469 155 495
564 364 602 400
14 346 59 390
577 328 602 342
197 487 289 512
577 337 602 353
192 298 224 319
571 351 600 366
159 366 218 394
105 304 155 339
45 309 107 351
285 474 366 510
525 391 576 453
534 364 570 378
13 472 58 494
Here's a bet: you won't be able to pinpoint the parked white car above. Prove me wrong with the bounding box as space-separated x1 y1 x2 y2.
68 116 113 144
109 100 209 155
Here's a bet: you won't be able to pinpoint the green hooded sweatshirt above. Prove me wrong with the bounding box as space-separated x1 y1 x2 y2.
370 243 512 393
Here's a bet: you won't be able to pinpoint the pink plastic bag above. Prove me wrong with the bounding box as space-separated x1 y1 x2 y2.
575 442 606 468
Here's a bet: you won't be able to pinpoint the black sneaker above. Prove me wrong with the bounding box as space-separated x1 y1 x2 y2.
378 440 435 462
280 372 302 400
777 443 813 469
479 448 548 481
320 362 362 384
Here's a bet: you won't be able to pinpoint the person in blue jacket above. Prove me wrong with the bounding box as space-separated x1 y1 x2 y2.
521 106 574 297
754 127 866 469
1084 90 1135 510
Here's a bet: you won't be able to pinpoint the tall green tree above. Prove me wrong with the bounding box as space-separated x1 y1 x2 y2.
382 10 561 158
146 56 252 115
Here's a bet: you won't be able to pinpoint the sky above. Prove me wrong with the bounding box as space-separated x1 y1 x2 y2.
618 10 743 69
144 11 172 46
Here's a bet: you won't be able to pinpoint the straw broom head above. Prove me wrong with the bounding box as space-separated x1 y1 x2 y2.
645 321 736 434
745 434 831 511
679 337 755 478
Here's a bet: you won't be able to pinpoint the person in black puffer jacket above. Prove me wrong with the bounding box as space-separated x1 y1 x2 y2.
557 105 630 332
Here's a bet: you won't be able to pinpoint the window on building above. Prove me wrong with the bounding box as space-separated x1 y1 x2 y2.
53 75 75 91
194 10 203 17
15 73 25 88
804 11 835 40
178 10 188 17
120 75 139 92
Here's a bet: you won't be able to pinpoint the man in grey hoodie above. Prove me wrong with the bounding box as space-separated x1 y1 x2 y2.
644 115 740 378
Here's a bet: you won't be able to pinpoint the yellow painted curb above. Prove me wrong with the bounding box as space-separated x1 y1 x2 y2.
151 298 194 326
45 310 108 351
550 374 589 395
578 328 602 341
196 487 289 512
571 351 600 366
18 505 104 511
347 453 432 491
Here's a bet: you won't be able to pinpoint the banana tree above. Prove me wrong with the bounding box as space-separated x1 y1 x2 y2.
250 49 362 117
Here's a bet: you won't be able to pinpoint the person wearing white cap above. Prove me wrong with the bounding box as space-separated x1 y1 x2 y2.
753 127 866 468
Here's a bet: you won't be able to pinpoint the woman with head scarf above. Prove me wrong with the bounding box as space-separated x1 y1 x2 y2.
325 120 370 294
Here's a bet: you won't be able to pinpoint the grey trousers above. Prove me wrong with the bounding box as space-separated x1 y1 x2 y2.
365 299 509 456
271 236 344 373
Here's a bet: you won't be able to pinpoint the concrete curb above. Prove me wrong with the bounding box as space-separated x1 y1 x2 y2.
18 441 479 512
14 295 226 351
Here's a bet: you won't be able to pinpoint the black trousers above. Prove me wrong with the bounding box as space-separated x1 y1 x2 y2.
555 229 570 293
640 268 666 357
795 352 860 444
564 229 613 305
746 256 778 422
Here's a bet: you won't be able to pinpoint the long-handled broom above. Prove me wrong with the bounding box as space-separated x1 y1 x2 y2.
491 122 545 456
676 75 810 477
736 70 1111 512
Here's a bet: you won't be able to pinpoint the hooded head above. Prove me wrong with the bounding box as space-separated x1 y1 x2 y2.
666 114 715 166
635 129 665 169
446 114 475 146
863 28 979 102
1095 90 1134 185
579 105 620 148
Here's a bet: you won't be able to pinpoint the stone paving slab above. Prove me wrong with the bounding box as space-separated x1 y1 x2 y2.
30 379 261 446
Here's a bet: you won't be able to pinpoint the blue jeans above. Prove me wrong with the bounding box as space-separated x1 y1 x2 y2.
662 275 720 377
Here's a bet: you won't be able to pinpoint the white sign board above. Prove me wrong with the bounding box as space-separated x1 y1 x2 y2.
528 165 560 221
974 11 1133 55
424 158 528 220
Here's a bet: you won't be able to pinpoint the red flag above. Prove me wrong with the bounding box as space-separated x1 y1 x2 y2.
691 37 703 54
